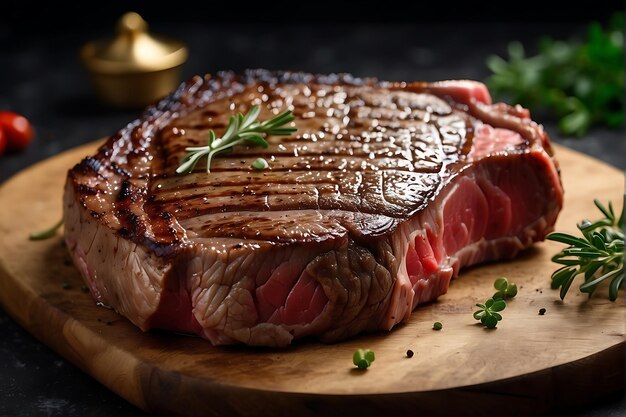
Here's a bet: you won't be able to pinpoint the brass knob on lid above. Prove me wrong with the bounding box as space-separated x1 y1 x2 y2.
81 12 188 108
118 11 148 34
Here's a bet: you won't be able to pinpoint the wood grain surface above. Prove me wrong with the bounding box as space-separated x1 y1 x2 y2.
0 142 624 417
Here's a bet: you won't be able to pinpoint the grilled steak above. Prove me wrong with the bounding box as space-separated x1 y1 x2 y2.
63 70 563 346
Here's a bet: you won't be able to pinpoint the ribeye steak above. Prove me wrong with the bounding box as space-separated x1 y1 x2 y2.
63 70 563 346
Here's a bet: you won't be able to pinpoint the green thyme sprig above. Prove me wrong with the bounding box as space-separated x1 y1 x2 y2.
176 105 296 174
548 199 624 301
473 298 506 329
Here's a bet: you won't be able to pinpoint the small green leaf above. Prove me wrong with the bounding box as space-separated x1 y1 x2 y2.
547 233 590 247
580 268 621 292
491 299 506 312
491 312 503 321
266 127 297 135
355 359 369 369
433 322 443 330
494 277 508 291
560 269 580 301
492 277 517 299
609 273 624 301
222 115 240 141
594 199 614 221
493 291 505 300
551 258 584 267
240 133 269 148
241 105 261 128
473 310 485 320
485 298 494 308
506 283 518 297
481 315 498 329
551 266 577 289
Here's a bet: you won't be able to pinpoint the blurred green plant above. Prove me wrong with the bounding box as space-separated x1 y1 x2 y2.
486 12 624 137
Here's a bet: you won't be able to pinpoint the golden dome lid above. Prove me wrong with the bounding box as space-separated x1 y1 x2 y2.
81 12 188 74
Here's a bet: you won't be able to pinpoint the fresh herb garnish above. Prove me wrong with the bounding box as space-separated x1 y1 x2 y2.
493 277 518 299
473 298 506 329
29 219 63 240
432 321 442 330
176 105 296 174
353 348 375 369
486 12 624 136
547 199 624 301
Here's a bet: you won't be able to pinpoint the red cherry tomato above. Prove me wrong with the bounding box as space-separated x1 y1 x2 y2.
0 111 34 151
0 128 6 156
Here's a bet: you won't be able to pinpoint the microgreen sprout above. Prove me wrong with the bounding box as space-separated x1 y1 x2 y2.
493 277 518 299
473 298 506 329
353 348 375 369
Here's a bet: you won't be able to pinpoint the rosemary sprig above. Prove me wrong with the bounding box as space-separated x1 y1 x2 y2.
176 105 296 174
548 200 624 301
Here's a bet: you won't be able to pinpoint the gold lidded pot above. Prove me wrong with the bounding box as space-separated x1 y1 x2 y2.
81 12 188 108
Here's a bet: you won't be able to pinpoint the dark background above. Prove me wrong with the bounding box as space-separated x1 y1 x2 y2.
2 0 625 27
1 1 624 416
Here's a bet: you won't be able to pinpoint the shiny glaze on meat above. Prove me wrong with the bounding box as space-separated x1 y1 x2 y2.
68 70 553 255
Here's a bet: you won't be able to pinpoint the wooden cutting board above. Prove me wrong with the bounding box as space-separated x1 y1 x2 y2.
0 142 624 417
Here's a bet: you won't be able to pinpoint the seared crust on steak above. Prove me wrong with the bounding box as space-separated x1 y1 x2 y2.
64 70 563 346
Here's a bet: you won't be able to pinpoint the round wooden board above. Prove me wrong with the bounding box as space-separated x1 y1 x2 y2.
0 142 624 417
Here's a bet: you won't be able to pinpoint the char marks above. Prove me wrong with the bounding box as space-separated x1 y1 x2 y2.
150 75 473 237
68 69 544 248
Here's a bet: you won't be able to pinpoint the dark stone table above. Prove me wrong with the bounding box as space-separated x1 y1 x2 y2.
0 10 623 417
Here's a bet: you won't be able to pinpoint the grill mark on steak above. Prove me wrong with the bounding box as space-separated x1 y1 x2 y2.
64 69 563 347
70 71 540 243
143 82 487 232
